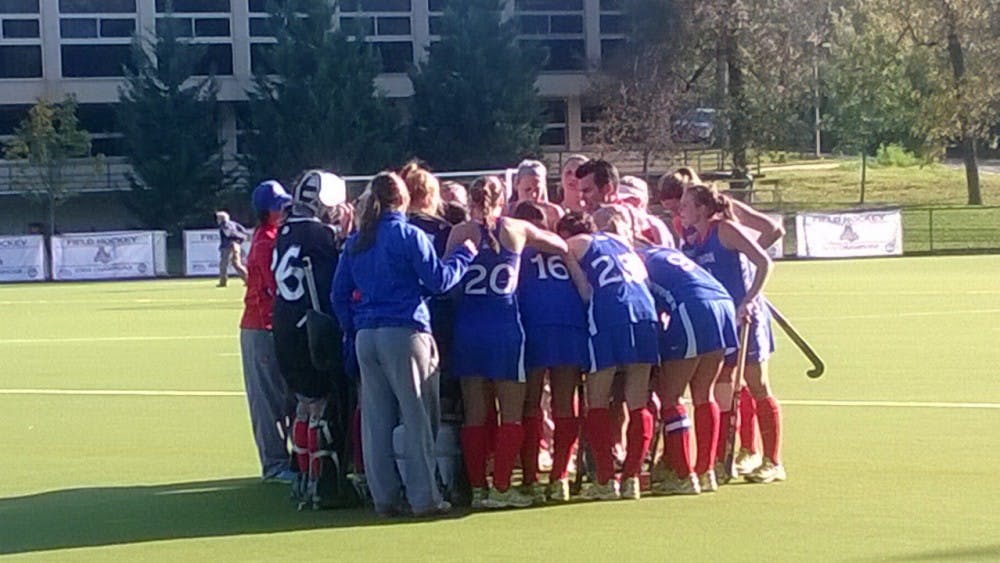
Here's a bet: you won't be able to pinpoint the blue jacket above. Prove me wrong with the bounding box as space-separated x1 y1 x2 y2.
331 211 474 334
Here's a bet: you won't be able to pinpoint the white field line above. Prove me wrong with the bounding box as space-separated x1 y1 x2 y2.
0 389 997 409
767 290 1000 296
793 308 1000 321
0 298 234 305
0 335 230 344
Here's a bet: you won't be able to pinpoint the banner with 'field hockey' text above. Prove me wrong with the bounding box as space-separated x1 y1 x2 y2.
51 231 168 280
795 209 903 258
0 235 47 282
183 229 252 277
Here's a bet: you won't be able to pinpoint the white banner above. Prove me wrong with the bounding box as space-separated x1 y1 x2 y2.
738 214 785 259
796 209 903 258
0 235 47 282
183 229 252 277
51 231 167 280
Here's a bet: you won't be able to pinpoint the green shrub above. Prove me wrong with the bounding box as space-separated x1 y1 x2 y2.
875 143 921 167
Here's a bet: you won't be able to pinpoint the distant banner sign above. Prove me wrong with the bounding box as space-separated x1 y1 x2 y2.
796 209 903 258
0 235 46 282
183 229 252 277
51 231 167 280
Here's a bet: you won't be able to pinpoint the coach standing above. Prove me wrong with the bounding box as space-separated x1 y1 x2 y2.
332 171 476 517
216 210 250 287
240 181 294 482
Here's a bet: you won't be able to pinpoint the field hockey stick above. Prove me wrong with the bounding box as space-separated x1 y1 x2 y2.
301 257 322 313
721 323 751 482
766 302 825 379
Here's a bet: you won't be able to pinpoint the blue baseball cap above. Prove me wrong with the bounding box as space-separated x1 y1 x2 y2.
252 180 292 212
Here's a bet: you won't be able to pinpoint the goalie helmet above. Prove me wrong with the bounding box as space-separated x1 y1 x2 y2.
292 170 347 216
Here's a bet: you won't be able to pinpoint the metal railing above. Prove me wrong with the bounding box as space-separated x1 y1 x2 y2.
0 157 133 195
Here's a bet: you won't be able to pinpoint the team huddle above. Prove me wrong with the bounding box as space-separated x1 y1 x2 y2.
238 155 786 516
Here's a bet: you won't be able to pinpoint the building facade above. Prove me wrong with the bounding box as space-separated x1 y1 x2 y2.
0 0 624 233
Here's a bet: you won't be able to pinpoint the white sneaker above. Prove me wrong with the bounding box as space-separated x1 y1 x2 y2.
746 458 786 484
651 472 700 496
698 470 719 493
581 479 620 501
620 476 641 500
734 448 763 476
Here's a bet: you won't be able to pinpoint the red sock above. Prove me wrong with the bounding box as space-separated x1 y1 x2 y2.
622 407 654 478
351 407 363 473
460 425 489 488
493 423 524 491
662 404 693 478
583 408 615 484
549 416 580 481
739 386 758 453
756 396 782 464
307 422 321 478
520 416 542 485
694 401 721 475
292 418 309 474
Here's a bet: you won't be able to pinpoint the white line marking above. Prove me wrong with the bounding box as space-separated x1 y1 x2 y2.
0 390 996 409
0 298 235 305
0 335 230 344
794 309 1000 321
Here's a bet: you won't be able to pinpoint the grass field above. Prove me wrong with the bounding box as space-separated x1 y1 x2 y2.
2 256 1000 561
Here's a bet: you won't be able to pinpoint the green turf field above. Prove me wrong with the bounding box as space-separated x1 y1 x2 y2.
2 256 999 561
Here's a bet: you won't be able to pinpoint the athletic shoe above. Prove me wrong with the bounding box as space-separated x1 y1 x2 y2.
520 483 547 505
746 458 786 484
620 476 641 500
651 472 700 496
471 487 490 509
548 478 571 502
262 469 296 484
488 487 534 508
581 480 620 501
413 500 452 517
698 470 719 493
714 460 734 485
734 448 763 475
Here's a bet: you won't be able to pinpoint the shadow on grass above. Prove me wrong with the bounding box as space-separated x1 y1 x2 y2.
884 544 1000 561
0 478 466 555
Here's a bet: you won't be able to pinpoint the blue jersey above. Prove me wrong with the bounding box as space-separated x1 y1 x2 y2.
579 233 657 334
686 224 755 304
638 246 732 312
454 220 521 326
518 247 586 329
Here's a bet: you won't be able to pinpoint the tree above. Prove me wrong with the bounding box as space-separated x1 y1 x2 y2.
409 0 545 170
3 96 94 238
117 12 233 235
241 0 400 184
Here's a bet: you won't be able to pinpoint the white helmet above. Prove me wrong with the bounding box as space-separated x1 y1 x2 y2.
292 169 347 216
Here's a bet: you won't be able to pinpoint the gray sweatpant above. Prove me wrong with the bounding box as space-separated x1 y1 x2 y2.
240 328 294 478
356 327 442 514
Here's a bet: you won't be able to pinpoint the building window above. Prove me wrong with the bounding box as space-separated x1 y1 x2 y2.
156 0 229 12
100 18 135 37
376 16 410 36
1 18 37 37
0 44 41 77
540 99 568 147
61 44 131 77
59 0 136 14
374 41 411 73
340 16 375 35
194 17 231 37
0 0 38 14
195 43 233 75
249 42 271 74
60 17 97 38
248 16 273 36
515 0 582 10
155 17 193 37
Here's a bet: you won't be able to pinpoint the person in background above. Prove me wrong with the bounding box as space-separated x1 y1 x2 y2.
332 172 477 518
240 181 295 483
559 154 589 212
441 180 469 208
508 159 564 228
216 210 250 287
618 175 673 247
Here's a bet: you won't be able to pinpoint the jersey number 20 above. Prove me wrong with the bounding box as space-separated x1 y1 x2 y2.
465 263 517 295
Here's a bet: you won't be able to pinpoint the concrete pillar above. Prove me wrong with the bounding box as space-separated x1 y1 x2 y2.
39 0 61 95
231 0 251 80
567 95 582 151
219 103 238 160
583 0 600 69
412 0 430 64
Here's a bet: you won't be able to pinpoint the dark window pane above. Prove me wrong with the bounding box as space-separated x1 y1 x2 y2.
376 16 409 35
0 105 31 135
60 0 135 13
599 0 622 9
0 45 41 77
77 104 118 133
550 15 582 33
155 17 193 37
91 136 125 157
194 17 230 36
362 0 409 12
60 18 97 38
194 43 233 75
250 42 271 73
157 0 229 12
249 17 272 36
339 0 359 11
0 0 39 14
543 99 566 123
61 44 131 77
535 39 584 70
340 16 374 35
581 104 602 123
540 126 566 146
375 41 411 73
2 18 39 37
517 15 547 34
599 14 621 34
248 0 267 12
600 38 625 61
100 18 135 37
515 0 581 10
428 0 446 10
428 16 442 35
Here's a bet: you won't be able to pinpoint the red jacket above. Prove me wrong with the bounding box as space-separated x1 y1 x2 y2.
240 221 278 330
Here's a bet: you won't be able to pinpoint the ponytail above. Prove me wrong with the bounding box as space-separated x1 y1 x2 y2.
715 193 735 221
470 176 504 253
352 172 406 255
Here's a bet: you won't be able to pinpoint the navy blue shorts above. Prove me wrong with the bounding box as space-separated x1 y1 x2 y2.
452 323 526 382
659 298 738 361
523 324 589 372
589 321 660 373
724 305 775 365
